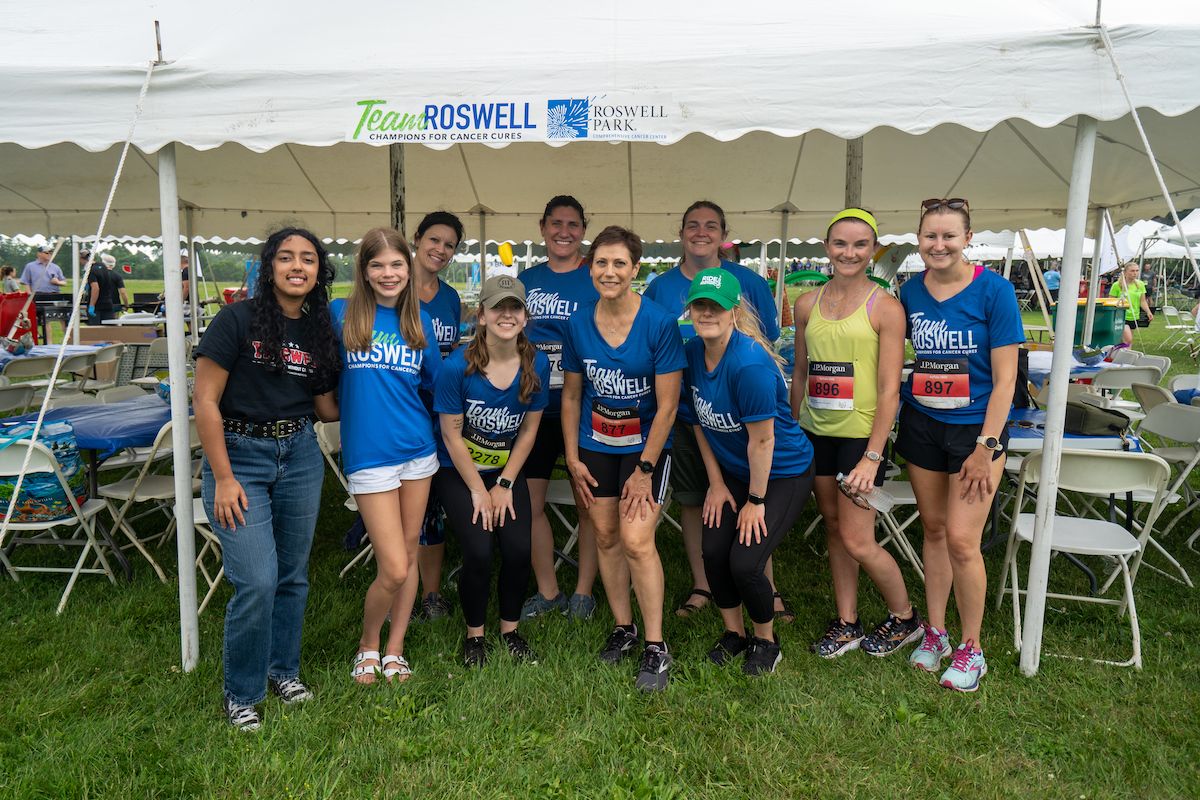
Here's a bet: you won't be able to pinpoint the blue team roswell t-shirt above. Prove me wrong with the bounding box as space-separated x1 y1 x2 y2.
643 260 780 343
679 331 813 482
520 260 599 415
900 268 1025 424
562 298 687 455
433 347 551 472
331 299 443 475
420 279 462 356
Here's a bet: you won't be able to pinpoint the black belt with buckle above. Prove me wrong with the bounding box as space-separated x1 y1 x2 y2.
222 416 314 439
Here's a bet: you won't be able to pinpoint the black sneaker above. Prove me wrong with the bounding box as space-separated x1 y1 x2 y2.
268 677 313 704
861 609 924 656
223 697 261 732
810 617 864 659
502 630 538 664
598 625 640 665
422 592 452 621
463 635 489 668
707 630 749 666
635 644 672 692
743 635 782 676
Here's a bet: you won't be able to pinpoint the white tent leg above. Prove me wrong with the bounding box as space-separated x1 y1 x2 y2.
1082 209 1104 345
1020 115 1098 677
186 207 199 347
70 236 81 344
759 241 768 279
159 143 199 672
775 211 789 317
479 211 487 284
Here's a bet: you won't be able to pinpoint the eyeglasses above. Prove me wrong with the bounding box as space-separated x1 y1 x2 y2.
837 477 871 510
920 198 970 215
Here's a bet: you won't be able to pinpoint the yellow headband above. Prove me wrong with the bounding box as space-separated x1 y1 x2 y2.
826 208 879 238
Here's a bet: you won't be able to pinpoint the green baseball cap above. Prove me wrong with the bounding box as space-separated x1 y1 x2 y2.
686 268 741 310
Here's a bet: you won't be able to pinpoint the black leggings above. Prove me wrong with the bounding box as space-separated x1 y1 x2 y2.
701 468 813 625
434 467 532 628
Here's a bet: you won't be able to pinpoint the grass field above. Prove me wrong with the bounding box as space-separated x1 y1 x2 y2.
2 302 1199 798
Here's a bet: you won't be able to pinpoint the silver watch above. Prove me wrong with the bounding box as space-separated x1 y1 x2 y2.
864 450 883 463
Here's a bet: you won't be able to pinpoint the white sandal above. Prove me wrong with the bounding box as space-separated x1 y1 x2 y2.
351 649 381 683
381 654 412 682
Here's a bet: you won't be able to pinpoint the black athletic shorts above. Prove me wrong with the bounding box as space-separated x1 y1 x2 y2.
894 403 1008 474
666 419 707 506
524 417 564 480
578 448 672 503
803 430 886 487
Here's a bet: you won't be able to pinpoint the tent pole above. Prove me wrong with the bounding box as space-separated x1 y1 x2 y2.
845 137 863 208
1002 245 1014 280
389 143 406 239
1020 115 1097 677
479 212 487 285
525 242 533 273
1082 209 1104 345
776 211 789 317
759 241 768 279
186 206 199 347
71 236 81 344
158 143 199 673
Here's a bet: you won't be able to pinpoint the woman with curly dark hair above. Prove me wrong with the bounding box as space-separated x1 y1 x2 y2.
194 227 341 731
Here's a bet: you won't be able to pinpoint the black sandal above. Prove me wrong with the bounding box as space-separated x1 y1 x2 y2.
674 588 713 618
773 591 796 624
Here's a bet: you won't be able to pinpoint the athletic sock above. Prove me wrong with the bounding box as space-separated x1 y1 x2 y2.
645 640 666 652
618 623 637 636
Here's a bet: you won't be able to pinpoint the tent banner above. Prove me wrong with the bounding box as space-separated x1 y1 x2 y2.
347 96 673 145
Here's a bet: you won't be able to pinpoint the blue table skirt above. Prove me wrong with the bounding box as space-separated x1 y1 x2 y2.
2 395 173 459
1008 407 1141 453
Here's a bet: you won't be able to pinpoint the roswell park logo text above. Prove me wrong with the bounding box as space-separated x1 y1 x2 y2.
547 98 668 140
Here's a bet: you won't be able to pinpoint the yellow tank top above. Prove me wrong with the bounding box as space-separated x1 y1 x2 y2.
798 285 880 439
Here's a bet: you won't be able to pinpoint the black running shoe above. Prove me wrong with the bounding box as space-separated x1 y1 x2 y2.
422 592 452 621
463 635 489 668
598 626 640 665
743 635 782 676
861 609 923 656
635 644 672 692
502 630 538 664
810 617 865 659
707 630 749 666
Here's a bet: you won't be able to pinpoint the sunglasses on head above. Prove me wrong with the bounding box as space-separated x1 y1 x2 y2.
920 198 970 215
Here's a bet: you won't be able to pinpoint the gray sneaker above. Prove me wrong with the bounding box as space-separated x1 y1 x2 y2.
422 592 452 621
520 591 567 619
223 698 261 732
565 593 596 620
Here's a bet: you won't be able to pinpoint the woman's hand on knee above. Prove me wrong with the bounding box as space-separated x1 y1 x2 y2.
703 483 736 528
620 471 653 522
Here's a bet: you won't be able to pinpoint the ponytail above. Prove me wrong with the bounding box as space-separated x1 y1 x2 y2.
734 303 784 371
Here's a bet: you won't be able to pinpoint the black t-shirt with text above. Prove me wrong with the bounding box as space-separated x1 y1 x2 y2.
195 300 334 422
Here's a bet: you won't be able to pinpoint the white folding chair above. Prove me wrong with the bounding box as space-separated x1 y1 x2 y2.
1133 354 1170 382
996 450 1171 669
0 384 34 415
3 355 69 391
1088 365 1162 421
1159 305 1187 348
97 418 201 582
78 343 126 392
315 421 371 578
96 385 149 403
1168 373 1200 393
192 497 225 615
1109 348 1143 365
44 393 102 410
1130 382 1175 422
0 439 119 614
875 479 924 581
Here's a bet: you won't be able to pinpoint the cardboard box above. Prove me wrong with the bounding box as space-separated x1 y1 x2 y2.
79 324 159 344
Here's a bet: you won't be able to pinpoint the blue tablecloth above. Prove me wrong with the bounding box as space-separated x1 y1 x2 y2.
1007 408 1140 453
0 343 104 370
2 395 172 458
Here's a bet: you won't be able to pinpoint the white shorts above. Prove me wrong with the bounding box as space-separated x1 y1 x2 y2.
347 453 440 495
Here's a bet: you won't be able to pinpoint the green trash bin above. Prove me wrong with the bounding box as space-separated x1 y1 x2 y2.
1051 302 1124 348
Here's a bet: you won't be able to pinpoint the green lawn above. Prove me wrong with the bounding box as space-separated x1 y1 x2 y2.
2 311 1199 798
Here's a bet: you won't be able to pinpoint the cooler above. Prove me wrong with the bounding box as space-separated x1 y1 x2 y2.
1051 299 1124 348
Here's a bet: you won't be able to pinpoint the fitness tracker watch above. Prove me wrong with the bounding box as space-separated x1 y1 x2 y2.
637 460 655 475
864 450 883 463
976 435 1004 453
746 492 766 505
496 476 513 490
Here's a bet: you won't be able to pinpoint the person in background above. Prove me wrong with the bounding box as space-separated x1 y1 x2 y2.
181 253 191 300
193 227 341 731
683 267 814 675
103 253 130 311
333 228 442 686
434 275 549 666
897 198 1022 692
1042 263 1061 303
20 245 66 294
1109 261 1153 346
562 225 685 692
2 266 21 294
519 195 601 621
87 254 117 324
411 210 466 622
643 200 788 622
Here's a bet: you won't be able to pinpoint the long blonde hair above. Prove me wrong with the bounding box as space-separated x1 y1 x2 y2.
733 302 784 370
342 227 427 353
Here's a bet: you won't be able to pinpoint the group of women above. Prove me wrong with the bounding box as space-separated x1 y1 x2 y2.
194 194 1022 731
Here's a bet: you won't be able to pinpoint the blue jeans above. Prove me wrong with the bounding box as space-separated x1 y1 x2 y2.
202 423 324 705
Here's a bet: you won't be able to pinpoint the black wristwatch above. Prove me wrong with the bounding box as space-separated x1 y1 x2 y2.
746 492 766 505
637 460 655 475
496 476 513 490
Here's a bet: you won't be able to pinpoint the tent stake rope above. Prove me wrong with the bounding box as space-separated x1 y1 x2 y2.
1097 25 1200 284
0 60 158 553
